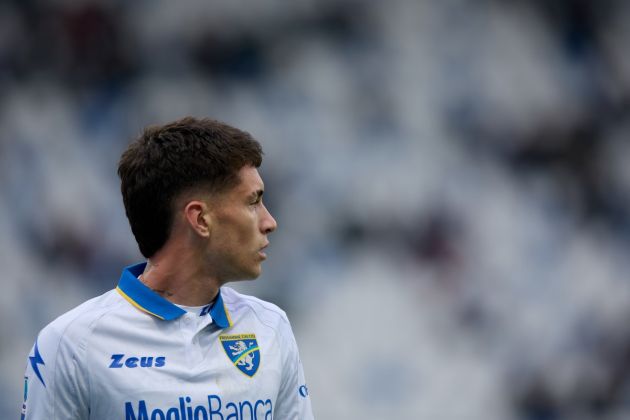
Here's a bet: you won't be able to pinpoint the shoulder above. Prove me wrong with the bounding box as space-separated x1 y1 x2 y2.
35 290 124 352
221 287 291 332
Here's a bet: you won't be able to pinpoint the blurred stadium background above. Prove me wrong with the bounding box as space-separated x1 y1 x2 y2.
2 0 630 418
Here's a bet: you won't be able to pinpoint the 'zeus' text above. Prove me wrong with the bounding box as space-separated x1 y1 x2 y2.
109 354 166 368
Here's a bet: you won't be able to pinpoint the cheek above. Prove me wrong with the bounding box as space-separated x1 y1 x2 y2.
213 212 257 248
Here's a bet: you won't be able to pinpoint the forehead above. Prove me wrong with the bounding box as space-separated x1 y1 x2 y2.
231 165 263 194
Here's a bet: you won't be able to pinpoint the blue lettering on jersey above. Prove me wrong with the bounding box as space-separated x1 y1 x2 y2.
298 385 309 397
110 354 166 368
125 395 273 420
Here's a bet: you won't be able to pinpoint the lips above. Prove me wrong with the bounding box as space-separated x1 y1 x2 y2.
258 242 269 259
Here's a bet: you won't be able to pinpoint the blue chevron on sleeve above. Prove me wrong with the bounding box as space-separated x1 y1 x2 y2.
29 340 46 387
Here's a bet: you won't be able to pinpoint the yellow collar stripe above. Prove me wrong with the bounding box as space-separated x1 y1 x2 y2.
116 286 165 320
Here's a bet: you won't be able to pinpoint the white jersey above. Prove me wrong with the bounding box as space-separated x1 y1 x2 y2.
22 263 314 420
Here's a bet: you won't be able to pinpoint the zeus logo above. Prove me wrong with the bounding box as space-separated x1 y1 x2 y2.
109 354 166 368
200 304 212 316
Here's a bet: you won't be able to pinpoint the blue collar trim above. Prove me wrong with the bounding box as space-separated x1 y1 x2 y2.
116 262 232 328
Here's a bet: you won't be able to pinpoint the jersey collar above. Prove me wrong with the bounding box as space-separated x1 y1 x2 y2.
116 262 232 328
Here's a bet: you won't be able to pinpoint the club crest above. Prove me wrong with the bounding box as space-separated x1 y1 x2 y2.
219 334 260 377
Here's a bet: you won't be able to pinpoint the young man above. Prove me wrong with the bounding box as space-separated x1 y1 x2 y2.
22 117 314 419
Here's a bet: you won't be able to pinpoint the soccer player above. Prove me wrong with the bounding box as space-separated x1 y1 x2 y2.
22 117 314 419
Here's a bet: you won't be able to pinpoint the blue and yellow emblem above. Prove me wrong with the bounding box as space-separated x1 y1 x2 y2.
220 334 260 377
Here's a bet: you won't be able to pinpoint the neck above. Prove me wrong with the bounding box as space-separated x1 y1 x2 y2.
140 240 220 306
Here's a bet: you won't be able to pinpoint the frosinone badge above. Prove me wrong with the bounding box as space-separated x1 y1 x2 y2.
219 334 260 377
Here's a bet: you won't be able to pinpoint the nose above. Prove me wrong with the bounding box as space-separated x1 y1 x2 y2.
260 203 277 234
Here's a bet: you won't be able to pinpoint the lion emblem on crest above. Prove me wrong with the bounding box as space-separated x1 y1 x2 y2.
229 340 256 371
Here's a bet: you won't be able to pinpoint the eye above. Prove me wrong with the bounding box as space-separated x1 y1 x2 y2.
249 191 264 207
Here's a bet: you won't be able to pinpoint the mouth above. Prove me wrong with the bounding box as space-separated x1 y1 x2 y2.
258 242 269 259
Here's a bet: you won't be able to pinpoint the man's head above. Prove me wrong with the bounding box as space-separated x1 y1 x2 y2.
118 117 276 280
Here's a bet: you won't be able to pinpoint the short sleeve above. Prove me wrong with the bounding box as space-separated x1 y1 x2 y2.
274 319 314 420
23 324 89 419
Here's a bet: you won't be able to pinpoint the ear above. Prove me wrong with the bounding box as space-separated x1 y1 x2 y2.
183 200 212 238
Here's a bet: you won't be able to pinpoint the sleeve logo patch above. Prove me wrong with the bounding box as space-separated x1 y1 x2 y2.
21 376 28 419
219 334 261 377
